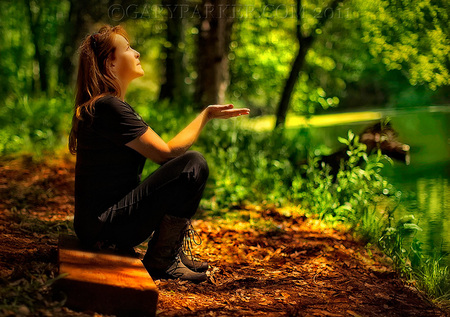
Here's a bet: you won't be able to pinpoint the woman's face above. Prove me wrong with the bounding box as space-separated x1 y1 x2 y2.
110 34 144 83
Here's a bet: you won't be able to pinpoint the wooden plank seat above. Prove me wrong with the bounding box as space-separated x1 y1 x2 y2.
56 235 158 317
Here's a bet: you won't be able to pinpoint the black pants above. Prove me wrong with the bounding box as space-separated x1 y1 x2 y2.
97 151 209 248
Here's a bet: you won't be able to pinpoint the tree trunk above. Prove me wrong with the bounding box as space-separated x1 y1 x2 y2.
275 37 312 128
26 0 48 93
195 0 235 108
58 0 87 87
159 0 188 102
274 0 344 128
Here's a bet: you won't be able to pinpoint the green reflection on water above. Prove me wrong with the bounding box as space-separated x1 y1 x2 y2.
381 108 450 266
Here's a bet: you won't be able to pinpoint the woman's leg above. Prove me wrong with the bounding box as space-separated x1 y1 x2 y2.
98 151 209 248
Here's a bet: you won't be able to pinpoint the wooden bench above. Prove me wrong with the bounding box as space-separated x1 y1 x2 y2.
55 235 158 316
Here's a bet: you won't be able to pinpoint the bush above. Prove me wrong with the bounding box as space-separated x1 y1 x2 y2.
194 120 306 208
0 92 73 156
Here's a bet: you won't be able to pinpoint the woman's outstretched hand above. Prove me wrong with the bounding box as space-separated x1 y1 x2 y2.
207 104 250 120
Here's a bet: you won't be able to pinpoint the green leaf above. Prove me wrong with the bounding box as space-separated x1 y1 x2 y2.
338 136 349 145
403 223 423 231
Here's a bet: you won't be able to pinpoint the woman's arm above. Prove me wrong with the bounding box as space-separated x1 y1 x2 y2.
126 104 250 164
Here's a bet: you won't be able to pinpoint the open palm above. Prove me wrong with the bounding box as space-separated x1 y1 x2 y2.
207 104 250 119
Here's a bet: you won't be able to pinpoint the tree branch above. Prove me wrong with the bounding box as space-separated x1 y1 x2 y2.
274 0 346 128
316 0 344 31
296 0 302 41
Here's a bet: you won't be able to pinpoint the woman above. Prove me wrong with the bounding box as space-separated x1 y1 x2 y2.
69 25 250 282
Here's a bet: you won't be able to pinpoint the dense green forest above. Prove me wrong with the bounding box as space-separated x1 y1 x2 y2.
1 0 449 311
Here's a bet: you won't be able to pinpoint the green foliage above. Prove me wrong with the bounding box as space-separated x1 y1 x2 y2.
377 215 450 301
378 214 422 271
0 1 35 97
0 0 71 96
228 0 296 113
292 130 393 223
196 121 305 208
228 0 449 116
415 252 450 301
357 0 450 90
229 0 346 114
0 92 73 156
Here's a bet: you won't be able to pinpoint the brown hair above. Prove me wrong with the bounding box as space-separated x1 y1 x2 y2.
68 25 129 154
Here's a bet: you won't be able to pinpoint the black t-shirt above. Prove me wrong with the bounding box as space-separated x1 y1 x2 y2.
74 95 148 243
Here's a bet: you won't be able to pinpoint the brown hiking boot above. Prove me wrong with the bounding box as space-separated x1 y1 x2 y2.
143 214 207 282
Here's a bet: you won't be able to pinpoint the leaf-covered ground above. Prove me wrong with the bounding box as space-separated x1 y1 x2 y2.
0 156 448 317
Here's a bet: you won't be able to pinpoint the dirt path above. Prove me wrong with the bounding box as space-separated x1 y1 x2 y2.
0 156 447 316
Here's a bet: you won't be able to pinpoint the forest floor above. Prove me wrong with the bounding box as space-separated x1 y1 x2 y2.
0 155 448 317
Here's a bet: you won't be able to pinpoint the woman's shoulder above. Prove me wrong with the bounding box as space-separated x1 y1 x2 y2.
93 95 140 122
95 94 122 107
94 94 130 113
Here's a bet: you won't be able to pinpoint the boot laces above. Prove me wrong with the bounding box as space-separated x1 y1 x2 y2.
182 221 202 270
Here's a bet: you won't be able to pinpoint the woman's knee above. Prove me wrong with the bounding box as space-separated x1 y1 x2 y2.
182 151 209 184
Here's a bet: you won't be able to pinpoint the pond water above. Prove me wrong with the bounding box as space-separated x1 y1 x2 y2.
306 106 450 267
